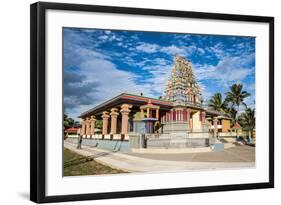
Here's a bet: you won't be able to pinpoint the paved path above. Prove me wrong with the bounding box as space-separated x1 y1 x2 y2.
64 142 255 173
129 145 255 162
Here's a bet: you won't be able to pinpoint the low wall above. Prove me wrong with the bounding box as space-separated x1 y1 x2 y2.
65 137 129 152
129 133 146 149
144 131 211 148
75 134 130 140
146 137 210 148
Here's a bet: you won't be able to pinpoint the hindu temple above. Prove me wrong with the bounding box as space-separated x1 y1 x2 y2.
74 56 232 151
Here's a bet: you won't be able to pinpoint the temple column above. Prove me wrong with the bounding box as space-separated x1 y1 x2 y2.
147 107 150 118
90 115 96 138
80 119 86 137
101 111 110 136
156 109 159 120
188 110 192 130
121 104 132 135
180 110 183 121
110 108 119 135
201 111 206 123
213 117 218 138
85 117 90 138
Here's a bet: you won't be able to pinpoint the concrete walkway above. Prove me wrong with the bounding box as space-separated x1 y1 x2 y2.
64 142 255 173
129 145 255 162
131 142 235 154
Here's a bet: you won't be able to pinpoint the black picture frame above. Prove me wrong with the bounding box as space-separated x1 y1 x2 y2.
30 1 274 203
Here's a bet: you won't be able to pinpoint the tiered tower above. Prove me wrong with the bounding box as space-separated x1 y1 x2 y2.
164 56 203 106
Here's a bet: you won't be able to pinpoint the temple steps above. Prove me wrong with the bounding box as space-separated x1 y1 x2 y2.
146 135 210 148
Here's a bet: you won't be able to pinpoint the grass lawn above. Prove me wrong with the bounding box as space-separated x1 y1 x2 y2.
64 148 127 176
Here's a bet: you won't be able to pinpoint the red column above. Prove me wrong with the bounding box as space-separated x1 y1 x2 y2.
180 110 183 121
169 111 171 122
183 109 186 121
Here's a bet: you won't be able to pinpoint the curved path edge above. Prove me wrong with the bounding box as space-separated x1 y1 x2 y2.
64 142 255 173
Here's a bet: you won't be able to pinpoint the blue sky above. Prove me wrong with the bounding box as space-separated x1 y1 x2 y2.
64 27 255 120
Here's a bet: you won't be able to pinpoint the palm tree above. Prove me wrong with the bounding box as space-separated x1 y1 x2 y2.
208 93 228 113
225 107 237 127
238 108 255 142
225 84 250 114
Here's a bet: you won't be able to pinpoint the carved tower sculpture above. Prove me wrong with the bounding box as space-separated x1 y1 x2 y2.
164 55 203 106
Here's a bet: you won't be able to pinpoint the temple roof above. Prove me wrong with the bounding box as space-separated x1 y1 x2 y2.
79 93 173 118
65 127 79 133
205 109 232 119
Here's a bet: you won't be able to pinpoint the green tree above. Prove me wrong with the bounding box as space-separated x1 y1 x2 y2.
238 108 255 142
95 120 103 129
225 84 250 114
225 107 237 127
208 93 228 113
64 113 75 130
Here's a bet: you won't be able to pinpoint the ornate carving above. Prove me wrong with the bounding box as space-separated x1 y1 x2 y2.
101 111 110 119
163 55 203 105
110 108 119 117
120 104 132 114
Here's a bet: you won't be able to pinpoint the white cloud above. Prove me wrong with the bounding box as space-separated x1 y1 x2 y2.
206 43 225 59
154 58 169 65
135 42 192 57
197 48 205 55
79 57 155 99
136 43 159 53
98 35 109 40
104 30 111 34
65 47 158 120
141 63 172 96
160 45 187 56
195 55 253 87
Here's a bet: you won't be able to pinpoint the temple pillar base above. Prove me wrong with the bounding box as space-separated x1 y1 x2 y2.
121 134 125 141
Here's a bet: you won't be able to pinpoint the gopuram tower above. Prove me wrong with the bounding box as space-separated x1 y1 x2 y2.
164 55 203 106
160 56 208 135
